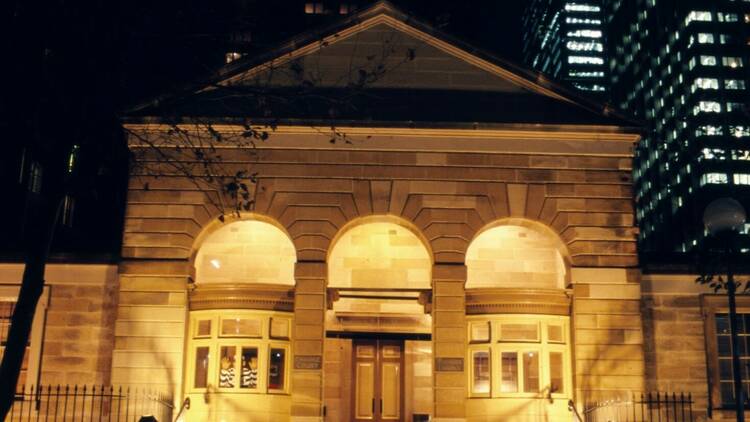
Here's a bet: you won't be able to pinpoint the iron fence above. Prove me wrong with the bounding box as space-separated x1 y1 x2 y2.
583 392 694 422
5 385 174 422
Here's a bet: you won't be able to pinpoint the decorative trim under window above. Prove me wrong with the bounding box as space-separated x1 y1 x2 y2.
465 288 571 316
189 283 294 311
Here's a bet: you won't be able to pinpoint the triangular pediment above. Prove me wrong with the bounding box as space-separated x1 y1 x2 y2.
128 2 638 129
216 3 565 100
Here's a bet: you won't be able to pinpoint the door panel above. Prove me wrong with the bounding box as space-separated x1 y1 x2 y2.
355 362 375 419
381 362 400 419
353 340 403 422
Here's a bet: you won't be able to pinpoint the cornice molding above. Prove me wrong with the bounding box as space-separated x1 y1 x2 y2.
465 288 572 316
189 283 294 311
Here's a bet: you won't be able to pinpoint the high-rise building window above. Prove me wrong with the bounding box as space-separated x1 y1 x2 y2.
225 52 243 64
692 77 719 91
701 148 727 160
701 173 729 185
565 17 601 25
686 11 712 25
700 55 718 66
727 102 745 112
696 125 724 137
304 2 325 14
28 161 43 194
566 29 602 38
694 101 722 115
568 56 604 64
730 126 750 138
733 174 750 185
722 57 743 68
564 3 601 13
697 33 715 44
566 41 604 52
61 195 75 227
717 13 739 23
725 79 746 90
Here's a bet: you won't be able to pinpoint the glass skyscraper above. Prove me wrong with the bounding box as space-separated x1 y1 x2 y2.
604 0 750 257
522 0 609 95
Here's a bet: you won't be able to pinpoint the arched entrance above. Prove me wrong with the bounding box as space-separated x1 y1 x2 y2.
184 217 297 422
325 217 433 422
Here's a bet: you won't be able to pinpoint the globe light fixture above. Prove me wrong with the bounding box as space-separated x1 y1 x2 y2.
703 197 746 236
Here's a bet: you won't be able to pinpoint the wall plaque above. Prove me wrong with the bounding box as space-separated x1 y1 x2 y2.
294 355 322 370
435 357 464 372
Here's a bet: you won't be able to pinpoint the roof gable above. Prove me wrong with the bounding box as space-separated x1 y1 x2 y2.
219 10 552 98
129 1 639 130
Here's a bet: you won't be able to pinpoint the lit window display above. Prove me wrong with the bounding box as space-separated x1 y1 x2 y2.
188 311 291 394
467 316 570 398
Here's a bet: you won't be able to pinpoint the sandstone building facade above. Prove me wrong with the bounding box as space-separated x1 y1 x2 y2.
1 2 742 421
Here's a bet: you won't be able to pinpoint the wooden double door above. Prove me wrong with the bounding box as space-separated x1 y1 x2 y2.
352 339 403 422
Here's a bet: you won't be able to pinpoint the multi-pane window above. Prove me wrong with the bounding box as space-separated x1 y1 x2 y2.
188 311 291 394
693 77 719 91
468 316 570 399
0 288 47 389
686 11 712 25
701 173 729 185
714 313 750 405
694 101 722 115
723 57 743 68
695 125 724 137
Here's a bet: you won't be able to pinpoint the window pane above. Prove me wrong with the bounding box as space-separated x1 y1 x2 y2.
196 320 211 337
550 352 564 394
548 325 564 343
523 351 539 392
718 336 731 357
717 314 730 334
219 346 236 388
500 352 518 392
240 347 259 389
500 323 539 342
470 322 490 343
269 348 286 390
194 347 209 388
472 351 490 394
721 381 735 404
221 318 261 337
720 359 732 379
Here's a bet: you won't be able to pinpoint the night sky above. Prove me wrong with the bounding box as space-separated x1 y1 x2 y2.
0 0 527 257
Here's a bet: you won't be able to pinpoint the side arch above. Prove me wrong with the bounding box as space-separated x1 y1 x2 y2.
465 218 571 289
191 213 298 285
327 215 433 289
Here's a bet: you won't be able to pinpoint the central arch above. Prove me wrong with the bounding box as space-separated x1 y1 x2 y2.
327 215 433 289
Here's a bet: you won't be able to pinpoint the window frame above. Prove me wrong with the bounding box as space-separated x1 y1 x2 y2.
186 310 292 395
466 315 571 399
0 285 48 388
703 295 750 409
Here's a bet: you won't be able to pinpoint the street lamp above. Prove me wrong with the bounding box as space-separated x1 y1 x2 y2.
704 197 747 421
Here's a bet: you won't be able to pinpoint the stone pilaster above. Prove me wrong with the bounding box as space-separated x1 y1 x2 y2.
432 264 467 422
291 262 327 422
571 267 646 404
